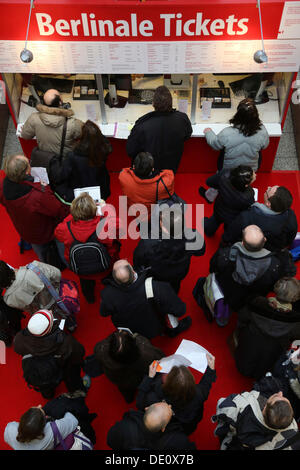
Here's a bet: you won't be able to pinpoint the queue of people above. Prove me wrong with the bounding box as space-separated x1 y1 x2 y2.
0 84 300 451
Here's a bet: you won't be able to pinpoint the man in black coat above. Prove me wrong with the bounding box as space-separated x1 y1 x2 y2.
126 85 192 173
107 402 196 450
203 165 255 236
133 207 205 293
222 185 298 251
210 225 297 312
100 260 191 338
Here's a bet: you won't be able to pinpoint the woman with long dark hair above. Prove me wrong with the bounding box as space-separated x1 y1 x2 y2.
4 406 78 450
199 98 269 203
136 354 216 435
55 120 112 202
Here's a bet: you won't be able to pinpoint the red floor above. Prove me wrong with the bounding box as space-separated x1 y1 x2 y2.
0 171 299 450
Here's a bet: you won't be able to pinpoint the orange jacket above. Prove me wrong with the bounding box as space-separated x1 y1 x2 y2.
119 169 175 220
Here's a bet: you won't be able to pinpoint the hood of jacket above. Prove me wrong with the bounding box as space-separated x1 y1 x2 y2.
229 242 272 285
120 168 166 187
36 103 74 128
4 265 45 310
2 176 33 201
249 297 300 339
14 322 65 357
218 175 255 210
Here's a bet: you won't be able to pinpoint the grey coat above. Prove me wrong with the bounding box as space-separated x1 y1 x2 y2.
205 125 269 170
4 261 61 315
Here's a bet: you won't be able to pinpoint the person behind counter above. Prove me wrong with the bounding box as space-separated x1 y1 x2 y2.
126 85 193 174
21 88 83 159
199 98 269 203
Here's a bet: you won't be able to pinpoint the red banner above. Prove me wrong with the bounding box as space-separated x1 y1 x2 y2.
0 1 285 42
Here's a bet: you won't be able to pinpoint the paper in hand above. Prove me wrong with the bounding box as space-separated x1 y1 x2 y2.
156 354 192 374
175 339 212 373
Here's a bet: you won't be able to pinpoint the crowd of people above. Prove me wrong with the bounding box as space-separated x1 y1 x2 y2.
0 84 300 451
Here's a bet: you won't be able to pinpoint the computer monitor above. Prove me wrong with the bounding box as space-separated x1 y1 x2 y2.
101 74 132 91
229 73 269 105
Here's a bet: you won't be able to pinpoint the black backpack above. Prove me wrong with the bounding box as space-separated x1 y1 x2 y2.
22 354 63 393
67 221 111 276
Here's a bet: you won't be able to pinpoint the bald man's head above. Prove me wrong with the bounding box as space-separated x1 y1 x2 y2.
112 260 135 286
144 402 173 433
242 225 266 252
43 89 62 108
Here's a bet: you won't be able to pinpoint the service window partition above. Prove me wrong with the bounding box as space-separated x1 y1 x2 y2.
0 70 296 172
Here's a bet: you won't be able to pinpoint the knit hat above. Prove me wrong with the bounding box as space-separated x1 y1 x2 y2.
27 310 54 337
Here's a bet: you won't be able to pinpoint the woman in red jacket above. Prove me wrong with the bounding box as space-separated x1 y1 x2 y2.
55 193 122 303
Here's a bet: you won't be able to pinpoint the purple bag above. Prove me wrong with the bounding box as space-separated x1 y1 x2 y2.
59 279 80 315
214 299 231 327
50 421 93 450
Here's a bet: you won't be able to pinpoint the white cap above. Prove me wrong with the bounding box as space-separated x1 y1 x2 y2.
27 310 54 337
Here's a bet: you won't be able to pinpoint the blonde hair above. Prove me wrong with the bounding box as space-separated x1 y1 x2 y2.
274 277 300 304
70 192 97 221
5 155 30 183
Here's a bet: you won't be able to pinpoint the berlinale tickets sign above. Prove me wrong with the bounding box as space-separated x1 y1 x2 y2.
0 1 285 42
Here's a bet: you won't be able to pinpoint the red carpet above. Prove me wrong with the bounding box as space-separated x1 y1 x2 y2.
0 170 299 450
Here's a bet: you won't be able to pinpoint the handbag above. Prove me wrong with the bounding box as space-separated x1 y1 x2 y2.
30 117 68 173
203 273 231 327
50 421 93 450
155 176 186 211
26 263 78 330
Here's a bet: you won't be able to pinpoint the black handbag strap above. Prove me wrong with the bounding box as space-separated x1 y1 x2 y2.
59 118 68 160
67 220 79 242
155 176 172 203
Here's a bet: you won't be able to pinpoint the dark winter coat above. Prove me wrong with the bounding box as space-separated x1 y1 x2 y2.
43 395 97 444
133 229 205 292
107 409 196 450
222 203 298 252
210 242 297 311
100 270 186 339
13 322 85 366
94 334 165 397
210 172 255 227
234 296 300 380
136 366 216 435
126 110 192 173
52 140 112 203
0 176 69 244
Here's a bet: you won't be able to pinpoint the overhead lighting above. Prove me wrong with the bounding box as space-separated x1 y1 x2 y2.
20 0 35 63
254 0 268 64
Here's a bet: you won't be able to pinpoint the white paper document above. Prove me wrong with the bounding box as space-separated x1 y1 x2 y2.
157 354 192 374
175 339 212 373
178 99 188 114
114 122 132 139
253 188 258 201
74 186 102 215
201 100 212 120
31 167 49 185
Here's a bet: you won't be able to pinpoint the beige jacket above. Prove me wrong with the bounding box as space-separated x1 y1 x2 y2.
21 104 83 157
4 261 61 315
